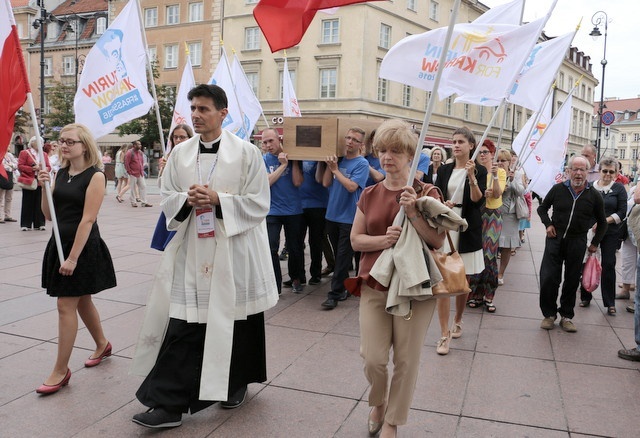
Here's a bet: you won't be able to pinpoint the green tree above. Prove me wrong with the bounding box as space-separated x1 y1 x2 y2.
46 81 76 139
117 61 174 148
12 108 29 137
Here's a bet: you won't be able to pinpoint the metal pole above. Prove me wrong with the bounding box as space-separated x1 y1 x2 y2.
591 11 608 161
39 1 46 134
75 15 78 91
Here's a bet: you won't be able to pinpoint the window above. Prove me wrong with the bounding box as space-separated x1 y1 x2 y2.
166 5 180 25
571 109 577 135
424 91 432 110
429 1 439 21
407 0 417 11
188 42 202 66
279 70 296 99
62 56 75 75
144 8 158 27
44 57 52 77
147 46 157 63
319 68 336 98
244 27 261 50
189 2 203 22
587 87 592 103
445 96 453 115
568 75 574 89
377 62 387 102
634 149 638 160
464 104 470 120
635 133 640 142
46 22 57 40
619 149 625 159
321 19 339 44
164 44 178 69
245 72 259 95
379 24 391 49
558 72 564 90
43 94 51 115
516 110 522 129
479 106 484 123
402 85 412 107
621 133 627 142
96 17 106 35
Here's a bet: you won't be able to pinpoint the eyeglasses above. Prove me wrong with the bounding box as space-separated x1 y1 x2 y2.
497 159 510 163
172 135 189 141
600 169 616 175
478 150 490 155
58 138 83 146
344 136 363 144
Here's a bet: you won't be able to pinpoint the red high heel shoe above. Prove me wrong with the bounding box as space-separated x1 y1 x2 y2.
84 342 112 368
36 368 71 395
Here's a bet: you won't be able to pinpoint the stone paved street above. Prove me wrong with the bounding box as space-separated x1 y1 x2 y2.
1 182 639 437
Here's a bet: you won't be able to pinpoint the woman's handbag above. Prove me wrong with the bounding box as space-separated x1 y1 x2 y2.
0 171 13 190
16 175 37 191
581 253 602 293
515 194 529 219
428 231 471 297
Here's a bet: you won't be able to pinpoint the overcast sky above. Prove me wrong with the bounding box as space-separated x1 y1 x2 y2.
481 0 637 100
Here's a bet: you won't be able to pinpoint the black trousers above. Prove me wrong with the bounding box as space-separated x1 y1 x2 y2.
539 235 587 319
136 314 267 414
326 220 354 300
20 186 44 229
302 207 326 279
267 214 305 292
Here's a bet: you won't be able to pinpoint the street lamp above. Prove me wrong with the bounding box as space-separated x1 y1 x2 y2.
32 0 50 134
65 12 81 91
590 10 609 161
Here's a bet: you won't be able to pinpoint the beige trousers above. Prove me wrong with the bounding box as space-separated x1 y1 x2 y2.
359 285 436 425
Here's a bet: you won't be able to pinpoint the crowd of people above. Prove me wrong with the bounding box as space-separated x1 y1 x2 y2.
4 83 640 437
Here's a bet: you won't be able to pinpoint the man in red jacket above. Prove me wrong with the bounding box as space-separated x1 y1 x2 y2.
124 140 152 207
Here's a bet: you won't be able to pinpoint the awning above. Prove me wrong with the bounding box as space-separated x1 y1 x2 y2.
423 136 452 148
96 133 141 148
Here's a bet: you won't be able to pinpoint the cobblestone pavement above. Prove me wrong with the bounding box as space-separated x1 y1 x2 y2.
1 182 638 437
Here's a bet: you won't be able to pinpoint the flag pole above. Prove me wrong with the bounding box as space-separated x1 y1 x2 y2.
512 87 554 173
135 0 165 154
27 93 64 263
392 0 462 227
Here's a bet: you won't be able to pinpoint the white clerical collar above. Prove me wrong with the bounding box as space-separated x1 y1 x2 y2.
201 134 222 149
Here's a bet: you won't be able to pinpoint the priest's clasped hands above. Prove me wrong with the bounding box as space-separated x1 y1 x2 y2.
187 184 220 207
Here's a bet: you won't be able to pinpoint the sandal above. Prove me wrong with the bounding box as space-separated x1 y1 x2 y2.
116 195 123 203
607 307 616 315
511 249 517 256
467 299 479 308
485 300 496 313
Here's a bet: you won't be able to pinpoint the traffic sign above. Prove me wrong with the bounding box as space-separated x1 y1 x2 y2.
602 111 615 126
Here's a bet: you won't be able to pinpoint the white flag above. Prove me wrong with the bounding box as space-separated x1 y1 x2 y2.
231 57 263 135
512 93 552 161
209 48 249 140
283 58 301 117
524 95 572 198
379 0 523 92
74 0 154 138
457 31 575 110
438 17 547 102
166 56 195 151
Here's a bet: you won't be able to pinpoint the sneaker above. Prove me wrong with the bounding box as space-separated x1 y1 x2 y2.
540 316 556 330
221 385 248 409
131 203 138 208
497 277 504 286
132 408 182 428
436 332 451 355
321 298 338 309
618 347 640 362
4 217 16 222
292 281 304 294
39 226 46 231
627 305 635 313
308 276 321 285
283 278 306 288
21 227 29 231
279 248 288 260
560 317 577 333
141 203 153 207
321 266 334 276
451 321 463 339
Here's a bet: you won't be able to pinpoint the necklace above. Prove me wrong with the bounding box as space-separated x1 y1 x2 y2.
67 173 76 183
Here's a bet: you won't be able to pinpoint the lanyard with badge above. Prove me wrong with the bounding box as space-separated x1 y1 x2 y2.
195 146 219 238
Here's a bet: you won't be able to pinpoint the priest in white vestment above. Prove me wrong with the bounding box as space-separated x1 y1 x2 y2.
131 84 278 429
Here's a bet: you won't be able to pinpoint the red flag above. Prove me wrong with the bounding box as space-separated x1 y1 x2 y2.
0 0 30 177
253 0 379 53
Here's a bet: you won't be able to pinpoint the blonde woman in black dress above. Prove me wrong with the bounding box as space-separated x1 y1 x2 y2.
36 124 116 395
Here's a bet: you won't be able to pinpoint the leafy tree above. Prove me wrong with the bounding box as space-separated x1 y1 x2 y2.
45 81 76 139
13 108 30 137
117 61 174 149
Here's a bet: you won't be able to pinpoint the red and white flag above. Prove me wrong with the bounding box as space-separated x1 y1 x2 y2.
0 0 30 174
253 0 381 53
282 58 301 117
525 95 572 198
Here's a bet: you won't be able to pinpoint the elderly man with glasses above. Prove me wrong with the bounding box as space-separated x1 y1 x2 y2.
537 156 607 332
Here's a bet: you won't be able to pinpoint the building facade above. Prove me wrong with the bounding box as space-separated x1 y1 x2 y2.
14 0 598 158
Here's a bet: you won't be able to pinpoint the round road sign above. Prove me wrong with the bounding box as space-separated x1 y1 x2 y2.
601 111 615 126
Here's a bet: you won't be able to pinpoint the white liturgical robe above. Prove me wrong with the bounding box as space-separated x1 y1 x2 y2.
130 131 278 400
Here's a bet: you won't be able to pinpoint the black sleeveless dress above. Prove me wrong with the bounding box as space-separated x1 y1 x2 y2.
41 167 117 297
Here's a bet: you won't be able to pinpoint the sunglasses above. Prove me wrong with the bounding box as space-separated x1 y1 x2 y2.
600 169 616 175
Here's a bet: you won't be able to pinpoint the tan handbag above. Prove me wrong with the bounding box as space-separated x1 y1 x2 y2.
428 231 471 297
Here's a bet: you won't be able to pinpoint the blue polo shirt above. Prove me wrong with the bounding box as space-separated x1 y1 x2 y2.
365 154 385 187
264 153 302 216
300 161 328 209
326 156 369 224
416 152 430 175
